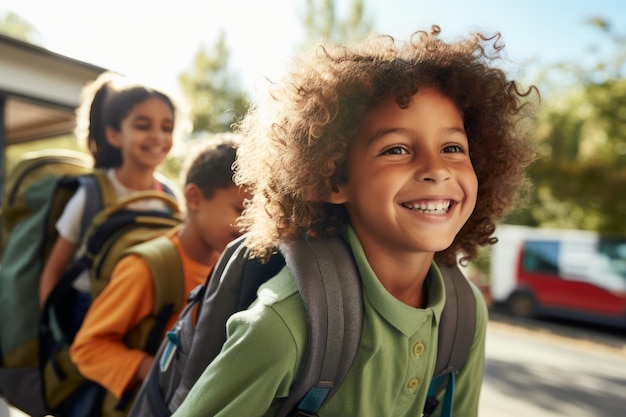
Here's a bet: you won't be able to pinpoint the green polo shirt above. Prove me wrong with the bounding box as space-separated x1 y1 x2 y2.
173 227 487 417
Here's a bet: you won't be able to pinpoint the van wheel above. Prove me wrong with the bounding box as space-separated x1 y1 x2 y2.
508 292 535 318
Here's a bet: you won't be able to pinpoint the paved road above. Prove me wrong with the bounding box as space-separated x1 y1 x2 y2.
4 315 626 417
480 316 626 417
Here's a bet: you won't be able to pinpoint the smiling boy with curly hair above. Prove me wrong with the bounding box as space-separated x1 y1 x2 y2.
173 26 538 417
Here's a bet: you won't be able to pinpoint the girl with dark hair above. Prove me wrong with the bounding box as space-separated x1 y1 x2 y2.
39 72 178 312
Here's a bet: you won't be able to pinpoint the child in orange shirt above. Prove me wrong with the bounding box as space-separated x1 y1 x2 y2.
70 133 250 416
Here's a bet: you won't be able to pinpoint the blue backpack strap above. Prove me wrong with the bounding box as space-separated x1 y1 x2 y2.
426 373 456 417
275 236 363 417
78 169 115 240
78 174 102 239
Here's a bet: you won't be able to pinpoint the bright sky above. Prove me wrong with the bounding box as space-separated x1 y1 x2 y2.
1 0 624 99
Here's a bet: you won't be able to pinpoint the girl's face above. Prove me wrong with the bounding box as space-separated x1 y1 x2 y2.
106 96 174 170
328 87 478 259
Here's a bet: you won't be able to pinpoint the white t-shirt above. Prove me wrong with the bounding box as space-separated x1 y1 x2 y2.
56 168 172 292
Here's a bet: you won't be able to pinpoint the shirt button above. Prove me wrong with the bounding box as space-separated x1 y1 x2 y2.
412 341 425 356
407 377 419 392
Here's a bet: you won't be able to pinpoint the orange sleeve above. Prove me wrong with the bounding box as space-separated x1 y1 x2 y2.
70 254 155 399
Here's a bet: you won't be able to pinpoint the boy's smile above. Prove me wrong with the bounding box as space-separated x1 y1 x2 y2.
327 86 478 261
402 199 451 215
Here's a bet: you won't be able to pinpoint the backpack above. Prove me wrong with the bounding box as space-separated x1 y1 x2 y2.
0 149 94 260
39 193 185 417
129 233 477 417
0 150 113 417
0 150 181 417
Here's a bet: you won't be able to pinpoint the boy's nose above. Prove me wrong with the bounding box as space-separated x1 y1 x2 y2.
414 154 451 183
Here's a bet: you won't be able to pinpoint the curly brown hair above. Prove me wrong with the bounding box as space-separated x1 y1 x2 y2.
234 26 538 264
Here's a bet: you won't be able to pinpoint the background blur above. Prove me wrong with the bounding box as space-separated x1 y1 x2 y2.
2 0 624 238
1 1 625 416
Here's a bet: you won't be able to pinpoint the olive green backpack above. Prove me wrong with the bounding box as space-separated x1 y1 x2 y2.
0 149 109 417
0 149 184 417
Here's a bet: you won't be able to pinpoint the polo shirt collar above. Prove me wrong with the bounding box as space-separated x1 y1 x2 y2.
345 226 446 337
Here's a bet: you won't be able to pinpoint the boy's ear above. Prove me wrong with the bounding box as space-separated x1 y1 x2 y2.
324 185 348 204
184 184 203 210
105 127 122 148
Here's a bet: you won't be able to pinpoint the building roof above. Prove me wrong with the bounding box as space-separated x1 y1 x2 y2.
0 33 108 144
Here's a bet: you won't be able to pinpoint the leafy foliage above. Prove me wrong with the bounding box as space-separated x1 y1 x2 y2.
509 19 626 237
178 31 249 134
298 0 373 46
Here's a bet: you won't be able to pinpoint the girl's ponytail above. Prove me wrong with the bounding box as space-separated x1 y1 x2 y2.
76 72 125 169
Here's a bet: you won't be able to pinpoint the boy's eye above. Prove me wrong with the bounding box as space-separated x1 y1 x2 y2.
381 145 409 155
442 144 466 153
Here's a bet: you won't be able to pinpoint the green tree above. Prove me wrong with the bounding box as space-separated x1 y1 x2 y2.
510 18 626 236
178 31 249 134
298 0 373 46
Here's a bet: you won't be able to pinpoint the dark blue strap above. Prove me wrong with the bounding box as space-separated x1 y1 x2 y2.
297 386 332 414
427 374 444 398
426 372 455 417
440 372 455 417
78 175 103 241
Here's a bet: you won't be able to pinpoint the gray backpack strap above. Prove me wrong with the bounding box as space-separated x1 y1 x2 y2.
435 264 476 376
423 264 477 417
276 236 363 417
178 236 286 395
181 237 253 382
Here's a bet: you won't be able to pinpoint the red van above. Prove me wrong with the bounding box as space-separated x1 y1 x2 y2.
489 225 626 328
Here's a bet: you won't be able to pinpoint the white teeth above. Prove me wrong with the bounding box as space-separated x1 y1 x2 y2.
404 200 451 214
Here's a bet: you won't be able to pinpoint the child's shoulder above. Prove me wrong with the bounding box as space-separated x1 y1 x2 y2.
232 264 308 346
255 265 300 307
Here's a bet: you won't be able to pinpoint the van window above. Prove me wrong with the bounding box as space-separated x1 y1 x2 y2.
598 239 626 282
522 240 559 275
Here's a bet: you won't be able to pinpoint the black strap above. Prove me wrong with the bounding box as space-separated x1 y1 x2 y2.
145 304 176 355
145 369 172 417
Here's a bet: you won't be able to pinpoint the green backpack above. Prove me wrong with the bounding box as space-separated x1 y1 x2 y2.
0 149 112 417
0 149 95 260
41 234 186 417
0 150 184 417
39 196 185 417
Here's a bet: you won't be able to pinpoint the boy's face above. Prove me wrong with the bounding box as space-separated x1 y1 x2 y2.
328 87 477 257
192 184 250 253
